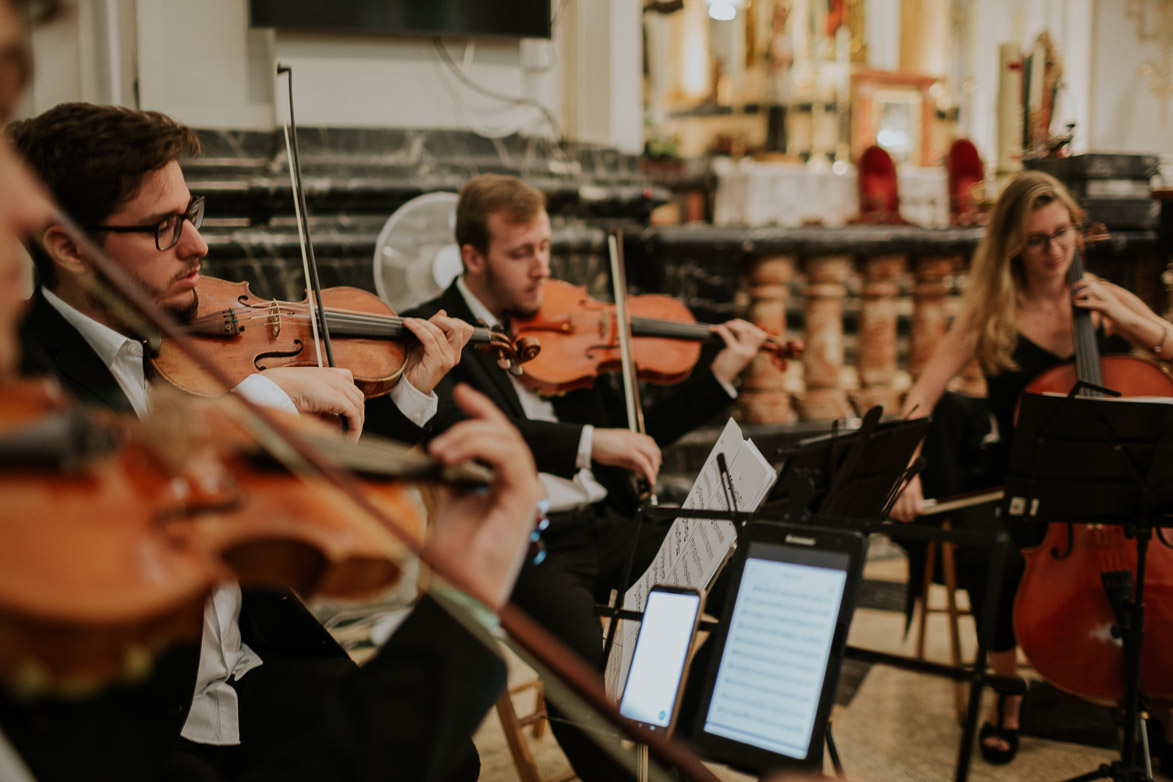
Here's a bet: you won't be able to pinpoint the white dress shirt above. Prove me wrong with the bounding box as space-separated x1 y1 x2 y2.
453 277 737 513
41 288 439 745
455 277 607 513
0 729 37 782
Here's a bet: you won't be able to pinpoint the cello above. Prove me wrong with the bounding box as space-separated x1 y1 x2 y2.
1012 235 1173 708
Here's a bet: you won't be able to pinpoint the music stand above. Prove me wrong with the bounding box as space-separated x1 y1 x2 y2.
766 406 931 522
1005 391 1173 782
764 406 1022 782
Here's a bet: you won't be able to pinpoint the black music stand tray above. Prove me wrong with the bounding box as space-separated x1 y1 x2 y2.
1005 391 1173 782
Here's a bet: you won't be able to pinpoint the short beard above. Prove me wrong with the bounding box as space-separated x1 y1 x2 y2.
484 263 541 319
92 278 199 337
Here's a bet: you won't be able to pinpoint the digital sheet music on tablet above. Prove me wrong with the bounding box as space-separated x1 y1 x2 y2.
701 542 850 759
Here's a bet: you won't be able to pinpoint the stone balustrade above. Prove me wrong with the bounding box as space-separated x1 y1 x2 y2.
648 223 1166 424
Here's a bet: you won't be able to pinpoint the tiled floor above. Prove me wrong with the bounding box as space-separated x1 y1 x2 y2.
469 539 1163 782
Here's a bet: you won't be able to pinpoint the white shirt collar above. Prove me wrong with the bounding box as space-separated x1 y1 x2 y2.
41 286 149 417
41 286 140 370
455 275 500 328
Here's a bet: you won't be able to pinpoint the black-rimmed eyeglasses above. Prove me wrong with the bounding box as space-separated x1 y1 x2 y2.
1023 224 1075 255
89 195 205 252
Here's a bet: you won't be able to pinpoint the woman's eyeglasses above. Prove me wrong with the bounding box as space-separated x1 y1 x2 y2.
89 195 205 252
1023 224 1075 254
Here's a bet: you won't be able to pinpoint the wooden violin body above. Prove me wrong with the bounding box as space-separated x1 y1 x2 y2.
512 279 801 396
0 379 422 692
151 276 537 398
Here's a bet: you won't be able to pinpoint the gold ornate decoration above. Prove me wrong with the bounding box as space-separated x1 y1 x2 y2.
1126 0 1173 122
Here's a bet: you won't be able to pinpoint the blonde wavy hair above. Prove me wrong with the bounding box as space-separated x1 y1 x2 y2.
964 171 1083 375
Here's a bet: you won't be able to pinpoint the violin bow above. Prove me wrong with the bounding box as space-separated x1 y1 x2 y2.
278 63 336 371
40 213 717 781
608 228 658 505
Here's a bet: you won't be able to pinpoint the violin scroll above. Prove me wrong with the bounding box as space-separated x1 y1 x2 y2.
477 327 541 376
760 335 804 372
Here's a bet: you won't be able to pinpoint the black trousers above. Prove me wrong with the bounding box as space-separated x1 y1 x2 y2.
509 504 664 781
509 504 733 781
160 648 480 782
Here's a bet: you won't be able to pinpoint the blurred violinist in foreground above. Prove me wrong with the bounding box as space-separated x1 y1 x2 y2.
0 97 546 781
890 170 1173 766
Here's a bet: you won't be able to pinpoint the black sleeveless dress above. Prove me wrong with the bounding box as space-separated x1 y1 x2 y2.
985 329 1131 483
954 329 1131 651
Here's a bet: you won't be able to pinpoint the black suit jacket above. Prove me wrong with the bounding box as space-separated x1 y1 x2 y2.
405 281 735 516
19 289 137 413
10 289 507 781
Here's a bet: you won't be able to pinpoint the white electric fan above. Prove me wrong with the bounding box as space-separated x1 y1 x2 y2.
372 192 463 312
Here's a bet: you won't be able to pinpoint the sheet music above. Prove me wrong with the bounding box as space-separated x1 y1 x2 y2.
605 419 777 697
701 556 847 758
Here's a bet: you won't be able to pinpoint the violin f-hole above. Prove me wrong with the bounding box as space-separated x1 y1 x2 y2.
254 341 306 372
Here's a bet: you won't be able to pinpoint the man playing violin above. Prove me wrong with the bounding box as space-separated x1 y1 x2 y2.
405 172 769 780
5 101 520 782
10 102 473 442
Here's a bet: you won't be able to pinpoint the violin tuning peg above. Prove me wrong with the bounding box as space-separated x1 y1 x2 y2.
509 363 524 377
497 358 513 372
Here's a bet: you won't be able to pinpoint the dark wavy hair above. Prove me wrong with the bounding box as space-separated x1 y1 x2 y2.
7 102 200 287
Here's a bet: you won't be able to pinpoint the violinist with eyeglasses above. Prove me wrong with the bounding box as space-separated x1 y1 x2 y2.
0 96 545 782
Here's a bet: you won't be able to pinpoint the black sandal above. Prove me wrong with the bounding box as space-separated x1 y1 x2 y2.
978 693 1020 765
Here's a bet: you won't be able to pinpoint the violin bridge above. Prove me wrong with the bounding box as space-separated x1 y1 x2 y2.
267 301 281 338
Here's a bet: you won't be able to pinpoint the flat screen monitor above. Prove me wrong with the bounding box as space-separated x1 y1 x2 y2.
250 1 552 40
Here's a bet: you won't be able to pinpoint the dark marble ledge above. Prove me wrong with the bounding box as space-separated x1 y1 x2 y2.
190 126 645 178
202 222 609 260
188 172 671 214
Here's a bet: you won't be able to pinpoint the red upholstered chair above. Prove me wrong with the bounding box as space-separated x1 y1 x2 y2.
946 139 986 225
854 144 911 225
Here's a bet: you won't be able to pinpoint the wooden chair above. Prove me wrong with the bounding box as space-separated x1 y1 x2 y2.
495 679 577 782
914 520 973 720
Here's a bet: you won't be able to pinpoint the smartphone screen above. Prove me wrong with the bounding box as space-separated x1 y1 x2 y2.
618 586 703 730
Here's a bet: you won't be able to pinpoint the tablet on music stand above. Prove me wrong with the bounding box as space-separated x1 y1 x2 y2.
689 521 868 775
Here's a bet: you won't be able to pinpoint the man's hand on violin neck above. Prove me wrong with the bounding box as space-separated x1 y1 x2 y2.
710 318 770 385
427 383 543 610
402 311 474 395
260 366 366 441
591 428 661 486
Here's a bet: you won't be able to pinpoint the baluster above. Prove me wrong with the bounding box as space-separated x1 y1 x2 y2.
852 252 906 415
797 254 853 421
909 254 957 379
740 254 798 423
909 253 985 398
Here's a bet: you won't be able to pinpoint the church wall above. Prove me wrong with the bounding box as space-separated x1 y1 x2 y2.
1087 0 1173 159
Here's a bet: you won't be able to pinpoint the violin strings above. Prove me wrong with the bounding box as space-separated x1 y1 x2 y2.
183 306 493 341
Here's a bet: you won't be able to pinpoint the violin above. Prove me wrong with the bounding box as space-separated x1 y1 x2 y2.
0 377 220 691
1012 232 1173 706
0 375 494 692
148 276 539 398
511 278 803 396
